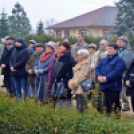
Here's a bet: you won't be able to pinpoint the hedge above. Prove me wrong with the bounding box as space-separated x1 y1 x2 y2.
0 91 134 134
10 34 134 50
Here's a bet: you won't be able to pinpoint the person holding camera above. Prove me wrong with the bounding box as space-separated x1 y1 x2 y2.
125 59 134 114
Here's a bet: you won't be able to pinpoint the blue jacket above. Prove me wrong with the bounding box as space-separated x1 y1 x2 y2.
95 53 126 92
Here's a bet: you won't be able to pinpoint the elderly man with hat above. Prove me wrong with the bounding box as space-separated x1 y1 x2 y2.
35 41 55 103
1 41 16 97
25 43 44 98
117 35 134 111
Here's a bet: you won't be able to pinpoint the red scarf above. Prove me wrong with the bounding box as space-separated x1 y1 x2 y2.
58 50 67 60
40 51 54 63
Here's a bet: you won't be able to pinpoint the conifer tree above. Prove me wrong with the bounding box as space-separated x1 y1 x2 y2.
115 0 134 38
0 8 8 38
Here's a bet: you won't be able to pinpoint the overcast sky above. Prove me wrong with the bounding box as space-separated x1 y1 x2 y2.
0 0 119 30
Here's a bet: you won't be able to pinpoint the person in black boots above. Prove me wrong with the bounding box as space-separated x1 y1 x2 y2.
10 38 30 101
125 59 134 116
1 41 16 97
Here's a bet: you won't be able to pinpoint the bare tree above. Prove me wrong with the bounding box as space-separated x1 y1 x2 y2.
44 18 57 36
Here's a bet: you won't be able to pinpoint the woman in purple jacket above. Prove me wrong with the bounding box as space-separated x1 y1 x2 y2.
48 42 60 97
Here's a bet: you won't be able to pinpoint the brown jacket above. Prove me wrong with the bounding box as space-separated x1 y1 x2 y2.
68 59 90 95
71 41 88 63
25 53 41 84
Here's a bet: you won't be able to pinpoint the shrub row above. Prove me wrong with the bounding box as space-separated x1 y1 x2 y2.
0 91 133 134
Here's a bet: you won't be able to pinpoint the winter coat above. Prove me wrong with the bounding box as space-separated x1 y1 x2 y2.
71 41 88 63
95 53 126 92
25 51 44 85
125 59 134 97
35 53 55 101
56 51 75 99
1 47 15 75
10 44 30 78
126 43 132 51
118 46 133 78
69 59 90 95
93 50 108 67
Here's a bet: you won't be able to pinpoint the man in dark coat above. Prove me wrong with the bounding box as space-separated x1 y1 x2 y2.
10 38 30 101
0 37 15 88
1 41 15 97
95 43 126 115
125 59 134 115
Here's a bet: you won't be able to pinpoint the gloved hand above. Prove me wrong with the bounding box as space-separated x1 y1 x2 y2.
38 70 44 74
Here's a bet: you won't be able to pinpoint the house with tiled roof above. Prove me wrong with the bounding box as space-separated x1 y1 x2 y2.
47 6 117 39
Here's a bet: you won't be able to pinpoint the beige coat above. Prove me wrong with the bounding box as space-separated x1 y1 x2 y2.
68 59 90 95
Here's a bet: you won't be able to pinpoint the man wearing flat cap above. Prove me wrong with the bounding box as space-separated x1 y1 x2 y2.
0 41 15 97
25 43 44 98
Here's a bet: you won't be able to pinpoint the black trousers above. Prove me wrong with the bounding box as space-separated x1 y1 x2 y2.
4 75 16 95
131 97 134 112
103 89 121 114
76 94 87 113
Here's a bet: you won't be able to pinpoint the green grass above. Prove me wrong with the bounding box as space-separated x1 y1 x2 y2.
0 92 134 134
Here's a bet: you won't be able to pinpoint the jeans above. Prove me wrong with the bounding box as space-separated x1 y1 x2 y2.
28 83 35 98
13 77 28 101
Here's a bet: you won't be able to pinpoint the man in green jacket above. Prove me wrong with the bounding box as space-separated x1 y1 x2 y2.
117 35 134 111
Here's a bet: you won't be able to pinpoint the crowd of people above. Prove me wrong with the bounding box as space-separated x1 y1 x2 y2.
0 33 134 116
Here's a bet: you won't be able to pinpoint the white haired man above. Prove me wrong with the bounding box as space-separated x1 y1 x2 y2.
69 49 90 113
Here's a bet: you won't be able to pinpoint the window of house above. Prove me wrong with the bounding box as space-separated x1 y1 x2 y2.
79 29 86 37
103 29 115 39
64 31 70 37
81 31 86 37
56 31 62 38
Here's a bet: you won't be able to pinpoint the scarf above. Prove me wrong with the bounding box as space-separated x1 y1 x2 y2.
58 50 67 61
40 51 54 63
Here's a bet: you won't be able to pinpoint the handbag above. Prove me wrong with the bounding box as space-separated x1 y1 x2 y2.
51 79 65 98
81 79 95 92
54 62 63 76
